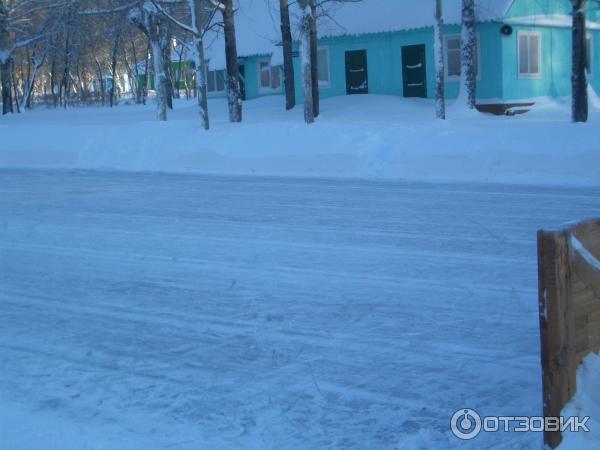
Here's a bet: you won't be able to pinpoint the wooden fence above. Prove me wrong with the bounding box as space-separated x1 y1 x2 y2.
537 218 600 448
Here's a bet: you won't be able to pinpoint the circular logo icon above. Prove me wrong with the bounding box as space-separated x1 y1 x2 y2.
451 408 482 440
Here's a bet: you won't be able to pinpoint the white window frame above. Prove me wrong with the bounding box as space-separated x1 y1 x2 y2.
517 30 542 80
444 34 481 82
317 46 331 88
258 58 281 93
586 34 593 78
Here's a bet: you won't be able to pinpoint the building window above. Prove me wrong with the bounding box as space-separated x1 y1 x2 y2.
518 31 541 79
207 69 225 93
317 47 330 86
445 35 480 80
587 36 593 76
259 60 281 91
271 66 280 90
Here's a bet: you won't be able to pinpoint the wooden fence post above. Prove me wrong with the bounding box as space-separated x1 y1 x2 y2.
538 219 600 448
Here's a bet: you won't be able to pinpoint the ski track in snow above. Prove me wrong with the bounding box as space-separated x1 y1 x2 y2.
0 169 599 449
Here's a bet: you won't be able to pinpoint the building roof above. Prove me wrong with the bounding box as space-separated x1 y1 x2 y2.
316 0 514 38
205 0 516 70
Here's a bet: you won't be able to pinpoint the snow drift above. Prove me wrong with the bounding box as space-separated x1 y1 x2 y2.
0 94 599 186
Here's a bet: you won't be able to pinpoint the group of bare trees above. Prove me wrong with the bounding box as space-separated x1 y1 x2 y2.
0 0 353 128
0 1 197 119
0 0 153 113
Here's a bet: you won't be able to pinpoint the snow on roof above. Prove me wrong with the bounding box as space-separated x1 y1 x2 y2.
316 0 515 38
505 14 600 30
204 0 515 70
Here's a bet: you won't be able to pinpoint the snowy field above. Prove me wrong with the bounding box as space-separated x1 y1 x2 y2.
1 169 599 449
1 94 600 186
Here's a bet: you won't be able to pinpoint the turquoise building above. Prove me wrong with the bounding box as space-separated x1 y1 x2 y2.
202 0 600 110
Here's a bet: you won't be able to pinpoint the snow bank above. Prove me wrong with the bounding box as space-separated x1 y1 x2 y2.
560 352 600 449
0 95 599 186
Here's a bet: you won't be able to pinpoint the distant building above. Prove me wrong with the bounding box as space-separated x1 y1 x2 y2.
200 0 600 112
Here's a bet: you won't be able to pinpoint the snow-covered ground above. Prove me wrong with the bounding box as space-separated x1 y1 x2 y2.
1 169 599 449
560 352 600 449
0 94 599 186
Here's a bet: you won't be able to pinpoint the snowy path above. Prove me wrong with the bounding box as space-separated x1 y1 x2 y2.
0 170 598 449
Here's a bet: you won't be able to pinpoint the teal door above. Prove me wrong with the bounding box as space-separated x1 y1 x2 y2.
345 50 368 95
401 45 427 98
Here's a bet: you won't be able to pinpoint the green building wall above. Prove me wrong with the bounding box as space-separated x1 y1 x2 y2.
292 23 505 103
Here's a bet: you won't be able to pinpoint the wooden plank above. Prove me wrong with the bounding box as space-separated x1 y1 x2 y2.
574 310 600 329
572 219 600 249
571 287 596 305
572 278 591 294
538 230 572 449
573 298 600 315
570 251 600 296
538 219 600 448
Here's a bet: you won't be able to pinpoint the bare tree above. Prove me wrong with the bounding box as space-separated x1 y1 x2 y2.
572 0 588 122
279 0 295 110
128 1 171 120
150 0 216 129
190 0 215 129
211 0 242 122
298 0 314 124
434 0 445 119
0 0 57 114
108 17 127 108
461 0 477 110
310 0 319 117
19 45 46 110
0 0 13 114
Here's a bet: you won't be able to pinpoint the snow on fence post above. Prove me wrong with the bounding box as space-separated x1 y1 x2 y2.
537 218 600 448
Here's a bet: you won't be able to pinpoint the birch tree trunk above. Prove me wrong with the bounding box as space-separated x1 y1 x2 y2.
0 59 13 114
280 0 295 110
163 35 174 109
461 0 477 110
143 39 150 105
110 30 121 108
195 39 209 129
174 44 185 99
572 0 588 123
299 0 314 124
0 1 14 115
151 37 169 121
309 0 319 118
434 0 445 119
50 52 59 107
186 0 210 130
61 30 71 109
129 2 169 121
20 51 45 110
11 59 19 113
130 40 143 103
222 0 242 122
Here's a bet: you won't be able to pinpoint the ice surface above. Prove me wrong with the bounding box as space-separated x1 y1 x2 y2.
0 170 599 448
